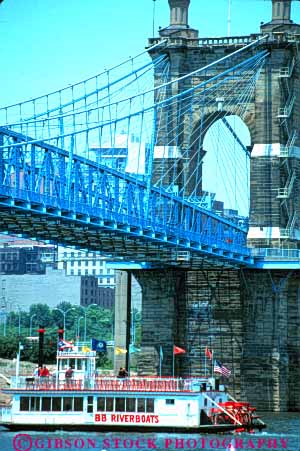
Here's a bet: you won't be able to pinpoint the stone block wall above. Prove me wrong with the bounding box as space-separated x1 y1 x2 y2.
132 267 300 411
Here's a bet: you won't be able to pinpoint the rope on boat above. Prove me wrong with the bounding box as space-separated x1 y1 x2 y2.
0 373 11 385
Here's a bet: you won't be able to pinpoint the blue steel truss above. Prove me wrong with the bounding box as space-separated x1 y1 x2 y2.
0 40 269 267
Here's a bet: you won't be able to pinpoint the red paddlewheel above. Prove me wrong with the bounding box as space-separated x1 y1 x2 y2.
208 401 258 427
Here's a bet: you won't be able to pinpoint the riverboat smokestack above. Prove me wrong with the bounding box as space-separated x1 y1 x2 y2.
38 327 46 367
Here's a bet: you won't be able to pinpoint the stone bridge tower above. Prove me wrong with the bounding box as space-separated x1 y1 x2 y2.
116 0 300 412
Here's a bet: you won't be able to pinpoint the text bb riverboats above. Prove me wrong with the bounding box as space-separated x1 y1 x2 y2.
1 343 266 432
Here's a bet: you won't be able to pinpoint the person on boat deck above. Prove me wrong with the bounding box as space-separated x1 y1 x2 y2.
33 366 39 377
39 365 50 386
117 367 128 378
65 366 74 387
40 365 50 377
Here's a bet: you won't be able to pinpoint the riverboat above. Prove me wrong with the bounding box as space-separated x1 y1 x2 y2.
0 343 266 432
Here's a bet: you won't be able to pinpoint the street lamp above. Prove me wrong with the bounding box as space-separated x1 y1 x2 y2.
77 316 84 339
16 305 22 336
84 304 97 342
54 307 76 340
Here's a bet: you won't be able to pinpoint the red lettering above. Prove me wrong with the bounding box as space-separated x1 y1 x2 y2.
111 414 116 421
280 439 288 449
154 415 159 424
165 439 173 449
175 438 185 448
65 439 72 449
136 415 140 423
147 438 157 448
267 439 277 449
130 415 134 422
112 438 122 448
136 438 145 449
95 413 106 422
87 439 96 448
221 439 232 449
54 438 63 449
209 439 220 448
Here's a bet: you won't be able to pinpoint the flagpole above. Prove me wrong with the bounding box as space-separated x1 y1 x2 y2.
211 350 214 378
204 351 207 376
159 345 162 377
172 346 175 377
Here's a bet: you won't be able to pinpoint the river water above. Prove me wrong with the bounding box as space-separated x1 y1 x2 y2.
0 413 299 451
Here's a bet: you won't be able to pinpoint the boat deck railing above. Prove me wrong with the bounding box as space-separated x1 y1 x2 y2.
8 376 214 392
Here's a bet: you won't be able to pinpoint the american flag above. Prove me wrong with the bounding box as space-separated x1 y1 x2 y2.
214 359 231 378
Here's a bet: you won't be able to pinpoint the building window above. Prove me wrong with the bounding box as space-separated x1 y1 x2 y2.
78 270 81 276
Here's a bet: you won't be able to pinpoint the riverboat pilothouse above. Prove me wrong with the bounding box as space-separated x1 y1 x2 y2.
1 341 266 432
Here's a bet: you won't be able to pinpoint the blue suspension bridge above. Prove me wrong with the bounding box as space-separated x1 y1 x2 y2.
0 38 269 268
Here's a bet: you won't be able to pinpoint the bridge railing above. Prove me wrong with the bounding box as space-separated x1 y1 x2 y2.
251 248 300 259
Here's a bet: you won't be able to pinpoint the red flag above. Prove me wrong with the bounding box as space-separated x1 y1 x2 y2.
173 345 186 355
205 346 213 360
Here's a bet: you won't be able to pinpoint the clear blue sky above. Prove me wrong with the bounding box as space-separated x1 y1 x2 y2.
1 0 299 107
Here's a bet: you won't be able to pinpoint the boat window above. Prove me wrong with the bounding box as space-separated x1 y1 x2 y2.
125 398 136 412
41 397 51 411
106 397 114 411
52 397 62 411
146 398 154 413
165 399 175 405
137 398 145 412
63 397 73 411
97 397 105 411
77 360 83 370
74 397 83 412
115 397 125 412
20 397 29 411
30 397 40 412
87 396 94 413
